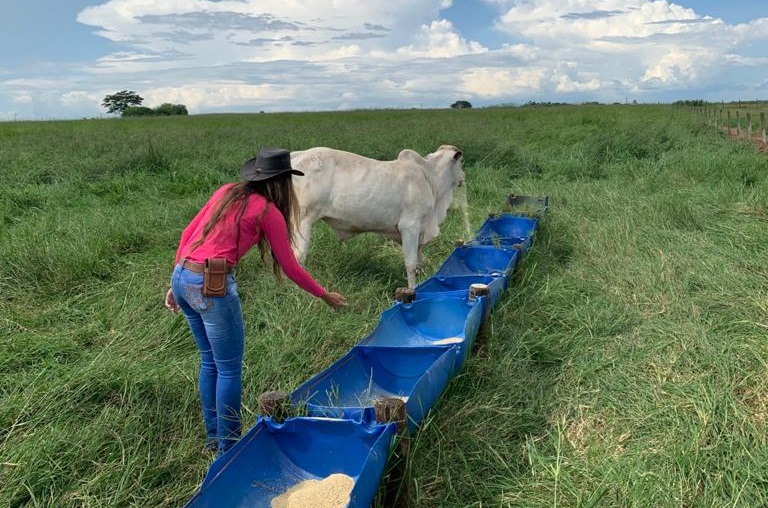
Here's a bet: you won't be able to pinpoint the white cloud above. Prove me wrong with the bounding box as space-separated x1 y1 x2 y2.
487 0 761 97
3 0 768 119
498 43 542 62
77 0 452 62
60 91 97 106
495 0 720 50
552 62 601 92
460 67 547 97
722 54 768 67
12 93 34 104
553 74 601 93
68 1 768 105
395 20 487 58
731 17 768 43
142 82 292 111
641 48 711 86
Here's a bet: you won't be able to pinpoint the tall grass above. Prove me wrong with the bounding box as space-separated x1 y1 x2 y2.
1 105 767 507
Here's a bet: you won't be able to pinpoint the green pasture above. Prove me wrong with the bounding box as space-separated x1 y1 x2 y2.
1 105 767 507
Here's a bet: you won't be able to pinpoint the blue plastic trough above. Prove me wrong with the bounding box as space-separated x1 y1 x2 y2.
291 344 460 432
469 214 538 251
506 194 549 218
415 273 508 309
181 194 549 508
183 417 396 508
435 244 520 278
364 296 485 348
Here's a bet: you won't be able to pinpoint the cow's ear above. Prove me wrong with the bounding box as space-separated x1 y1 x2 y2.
453 150 463 161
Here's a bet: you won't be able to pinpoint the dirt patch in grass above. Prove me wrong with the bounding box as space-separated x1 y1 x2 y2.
737 385 768 426
721 127 768 154
565 407 630 458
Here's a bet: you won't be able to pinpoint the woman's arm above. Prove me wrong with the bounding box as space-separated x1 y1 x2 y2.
261 204 328 297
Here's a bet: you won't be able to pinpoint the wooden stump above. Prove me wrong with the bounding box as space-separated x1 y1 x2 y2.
374 397 410 508
469 284 491 353
394 287 415 304
258 390 290 422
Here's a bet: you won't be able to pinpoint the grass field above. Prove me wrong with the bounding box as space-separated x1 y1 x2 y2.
1 105 768 507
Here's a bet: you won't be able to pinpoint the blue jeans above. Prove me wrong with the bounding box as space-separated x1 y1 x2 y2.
171 264 244 456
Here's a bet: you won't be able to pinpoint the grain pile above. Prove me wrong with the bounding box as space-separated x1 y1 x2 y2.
270 474 354 508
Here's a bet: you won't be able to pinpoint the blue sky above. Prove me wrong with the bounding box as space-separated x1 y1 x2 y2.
1 0 767 120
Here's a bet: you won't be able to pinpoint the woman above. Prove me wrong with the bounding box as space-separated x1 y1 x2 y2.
164 147 347 457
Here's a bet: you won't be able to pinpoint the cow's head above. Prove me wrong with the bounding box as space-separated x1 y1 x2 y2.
436 144 465 188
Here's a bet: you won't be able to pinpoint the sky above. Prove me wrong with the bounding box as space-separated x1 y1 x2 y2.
1 0 768 120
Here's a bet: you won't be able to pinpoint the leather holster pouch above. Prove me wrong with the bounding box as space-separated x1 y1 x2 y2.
202 258 228 297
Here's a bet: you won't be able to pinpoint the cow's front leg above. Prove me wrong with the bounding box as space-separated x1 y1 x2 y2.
399 225 421 288
293 212 315 263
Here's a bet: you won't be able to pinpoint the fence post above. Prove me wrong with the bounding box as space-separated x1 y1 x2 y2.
727 110 731 135
747 112 753 139
736 110 741 136
762 112 766 143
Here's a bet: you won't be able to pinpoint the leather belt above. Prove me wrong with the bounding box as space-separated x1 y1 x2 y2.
182 260 235 274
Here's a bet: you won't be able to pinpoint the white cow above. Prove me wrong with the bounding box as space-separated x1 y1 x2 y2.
290 145 465 288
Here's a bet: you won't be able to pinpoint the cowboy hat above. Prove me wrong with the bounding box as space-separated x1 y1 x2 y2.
240 147 304 181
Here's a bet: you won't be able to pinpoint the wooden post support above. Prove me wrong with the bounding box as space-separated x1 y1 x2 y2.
375 397 410 508
469 283 491 353
736 110 741 136
394 287 415 304
258 390 290 422
727 110 731 135
747 112 753 139
762 112 766 144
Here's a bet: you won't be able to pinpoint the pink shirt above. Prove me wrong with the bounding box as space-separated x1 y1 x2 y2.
175 184 326 297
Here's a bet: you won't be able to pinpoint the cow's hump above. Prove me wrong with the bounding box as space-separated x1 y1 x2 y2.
396 149 424 165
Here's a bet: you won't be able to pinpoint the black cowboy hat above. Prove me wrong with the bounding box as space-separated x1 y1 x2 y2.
240 147 304 182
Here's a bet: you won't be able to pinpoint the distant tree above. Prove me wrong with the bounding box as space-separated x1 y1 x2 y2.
450 100 473 109
523 101 569 107
673 99 706 107
153 103 188 116
102 90 144 115
122 106 155 117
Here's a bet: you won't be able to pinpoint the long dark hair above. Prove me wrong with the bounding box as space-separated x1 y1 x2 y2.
188 174 299 278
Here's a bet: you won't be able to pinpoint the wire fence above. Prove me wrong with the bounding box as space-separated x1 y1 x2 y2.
690 104 767 144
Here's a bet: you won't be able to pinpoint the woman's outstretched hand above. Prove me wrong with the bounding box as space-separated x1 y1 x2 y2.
165 288 179 314
321 291 348 310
